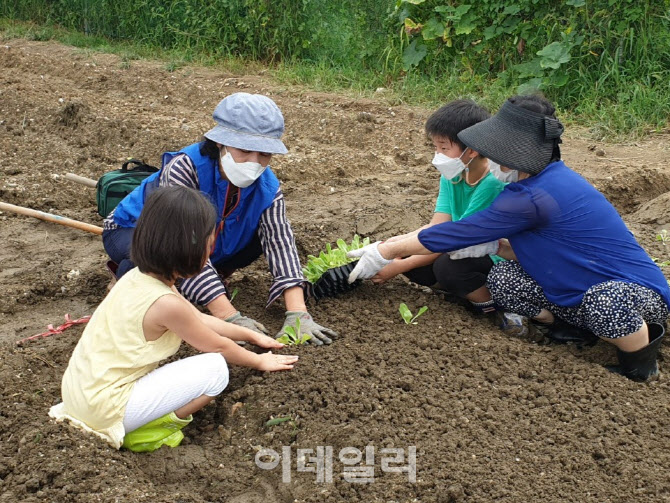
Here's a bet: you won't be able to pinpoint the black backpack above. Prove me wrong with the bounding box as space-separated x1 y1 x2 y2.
96 159 159 217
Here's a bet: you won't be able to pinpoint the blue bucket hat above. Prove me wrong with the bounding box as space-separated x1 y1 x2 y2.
204 93 288 155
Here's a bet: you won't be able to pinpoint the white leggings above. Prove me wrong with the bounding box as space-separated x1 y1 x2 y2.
123 353 229 433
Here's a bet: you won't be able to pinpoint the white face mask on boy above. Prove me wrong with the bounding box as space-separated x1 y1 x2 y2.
432 150 471 180
219 148 266 188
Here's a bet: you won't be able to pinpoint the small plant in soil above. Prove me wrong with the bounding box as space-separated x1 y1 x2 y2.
653 229 670 267
265 416 293 427
399 303 428 325
302 234 370 284
277 318 312 345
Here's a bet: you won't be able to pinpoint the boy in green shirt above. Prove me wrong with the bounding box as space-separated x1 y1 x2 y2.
373 100 525 333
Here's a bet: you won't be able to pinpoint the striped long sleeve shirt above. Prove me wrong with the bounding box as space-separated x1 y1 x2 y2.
103 154 306 307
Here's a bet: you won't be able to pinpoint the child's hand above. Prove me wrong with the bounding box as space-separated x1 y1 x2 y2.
251 332 285 349
372 258 403 284
257 352 299 371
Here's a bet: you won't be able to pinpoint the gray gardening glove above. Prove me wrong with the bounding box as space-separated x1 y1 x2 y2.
448 241 500 260
225 311 269 335
276 311 339 346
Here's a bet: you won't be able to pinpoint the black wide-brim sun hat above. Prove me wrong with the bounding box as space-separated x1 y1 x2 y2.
457 100 564 175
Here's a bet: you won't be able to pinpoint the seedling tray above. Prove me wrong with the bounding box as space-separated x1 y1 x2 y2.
312 262 362 300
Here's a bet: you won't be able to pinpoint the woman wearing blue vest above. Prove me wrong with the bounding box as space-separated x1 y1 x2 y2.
347 95 669 381
102 93 337 344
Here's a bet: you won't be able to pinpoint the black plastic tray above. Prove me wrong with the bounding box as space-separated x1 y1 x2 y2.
312 262 362 300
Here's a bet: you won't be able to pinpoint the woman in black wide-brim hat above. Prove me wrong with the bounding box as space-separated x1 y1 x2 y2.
347 94 669 381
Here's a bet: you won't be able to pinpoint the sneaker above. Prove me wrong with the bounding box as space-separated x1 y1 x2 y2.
494 312 539 341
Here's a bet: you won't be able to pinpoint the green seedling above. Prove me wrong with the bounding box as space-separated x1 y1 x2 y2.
399 303 428 325
654 230 670 266
229 287 239 303
265 416 293 427
277 318 312 345
302 234 370 284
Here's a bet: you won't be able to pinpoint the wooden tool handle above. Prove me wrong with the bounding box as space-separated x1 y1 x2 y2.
0 201 103 235
65 173 98 188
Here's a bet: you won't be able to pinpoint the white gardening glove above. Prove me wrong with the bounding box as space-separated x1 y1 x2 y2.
347 241 393 283
448 241 500 260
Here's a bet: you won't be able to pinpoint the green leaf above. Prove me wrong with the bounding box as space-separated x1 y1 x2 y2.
410 305 428 324
300 334 312 344
433 5 453 14
422 17 444 40
502 5 521 15
483 25 499 40
517 77 544 95
453 11 477 35
565 0 585 6
402 39 427 70
399 303 413 324
453 4 472 18
454 22 477 35
265 416 292 427
513 58 544 78
402 0 426 4
548 71 569 88
277 335 291 344
537 42 571 70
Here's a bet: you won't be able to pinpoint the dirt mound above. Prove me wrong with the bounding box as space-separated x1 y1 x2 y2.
2 39 670 503
630 191 670 227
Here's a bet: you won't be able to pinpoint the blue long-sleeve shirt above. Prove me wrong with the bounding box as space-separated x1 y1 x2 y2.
418 161 670 308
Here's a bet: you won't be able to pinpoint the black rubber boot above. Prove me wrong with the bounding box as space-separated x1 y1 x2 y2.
608 323 665 382
532 318 599 347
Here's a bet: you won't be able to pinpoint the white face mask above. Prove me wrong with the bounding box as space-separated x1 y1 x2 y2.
489 161 519 183
432 150 471 180
219 148 266 188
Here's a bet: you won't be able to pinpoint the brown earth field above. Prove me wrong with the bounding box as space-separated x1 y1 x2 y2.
2 39 670 503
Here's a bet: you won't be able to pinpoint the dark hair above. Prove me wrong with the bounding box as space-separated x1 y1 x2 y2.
425 99 491 150
199 138 220 160
508 94 556 117
131 186 217 281
508 94 561 162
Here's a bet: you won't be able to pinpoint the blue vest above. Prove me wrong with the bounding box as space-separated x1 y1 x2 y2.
112 142 280 264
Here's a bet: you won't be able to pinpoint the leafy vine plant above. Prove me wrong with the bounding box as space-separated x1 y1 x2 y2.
395 0 595 93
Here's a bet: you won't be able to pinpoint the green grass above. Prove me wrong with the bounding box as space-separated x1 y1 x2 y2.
1 17 667 140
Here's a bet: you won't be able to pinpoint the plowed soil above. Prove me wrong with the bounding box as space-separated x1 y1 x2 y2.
1 40 670 503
